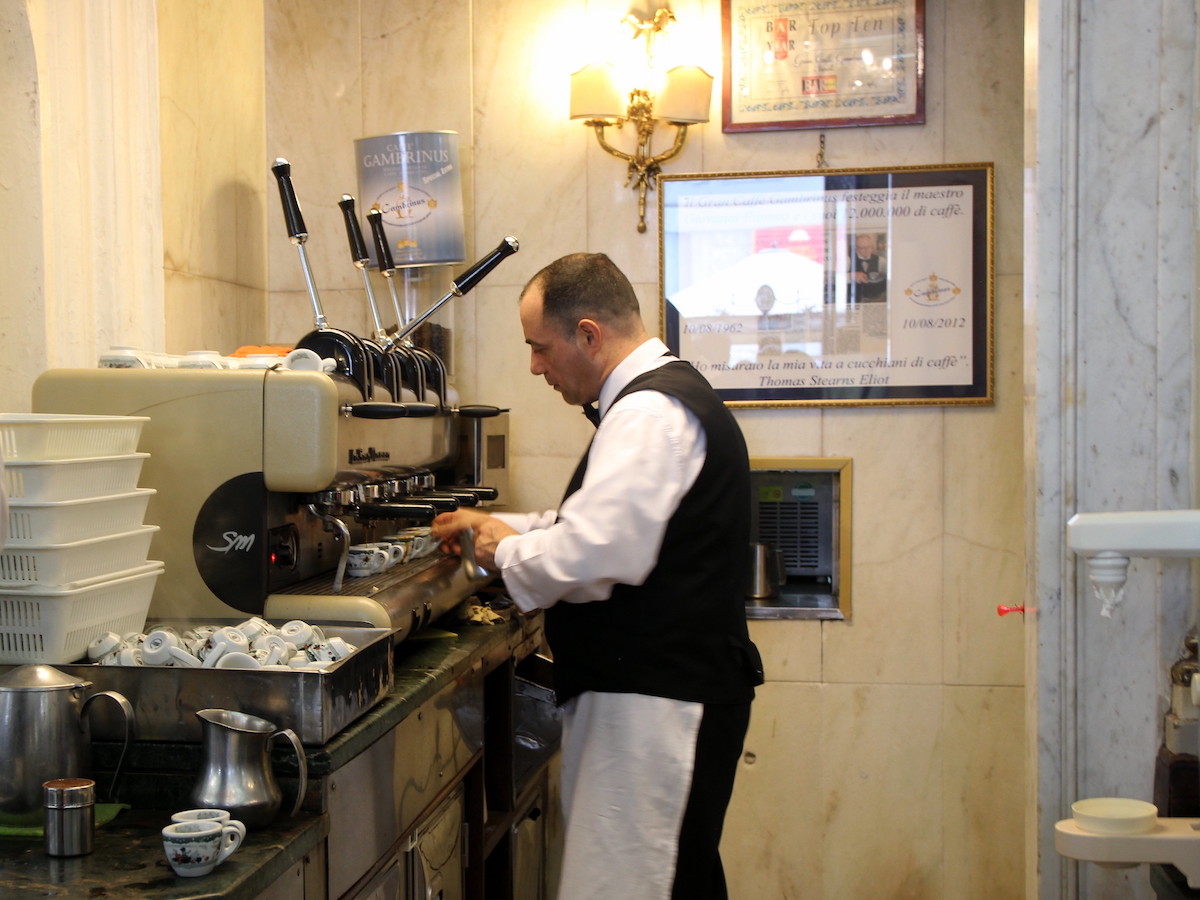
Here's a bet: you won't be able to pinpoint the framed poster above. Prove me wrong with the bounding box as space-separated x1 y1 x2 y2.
658 164 993 408
722 0 925 133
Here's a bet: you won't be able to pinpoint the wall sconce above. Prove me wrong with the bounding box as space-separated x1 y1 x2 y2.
569 9 713 233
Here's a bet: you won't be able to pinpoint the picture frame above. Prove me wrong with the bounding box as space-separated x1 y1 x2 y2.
722 0 925 133
658 164 994 408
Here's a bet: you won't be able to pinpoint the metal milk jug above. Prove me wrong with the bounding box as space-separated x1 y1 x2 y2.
0 665 134 826
190 708 308 829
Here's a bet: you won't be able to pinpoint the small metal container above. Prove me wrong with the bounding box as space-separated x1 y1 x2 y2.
43 778 95 857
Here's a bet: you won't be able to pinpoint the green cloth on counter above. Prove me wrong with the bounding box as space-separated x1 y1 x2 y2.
0 804 128 837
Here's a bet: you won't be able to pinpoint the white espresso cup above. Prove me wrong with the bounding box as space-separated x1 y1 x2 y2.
162 819 244 877
171 809 246 838
364 541 404 569
346 544 389 577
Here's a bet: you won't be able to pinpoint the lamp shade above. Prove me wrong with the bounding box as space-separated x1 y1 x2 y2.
654 65 713 124
570 63 627 120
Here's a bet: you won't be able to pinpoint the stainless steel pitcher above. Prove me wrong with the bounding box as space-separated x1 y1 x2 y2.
0 665 133 826
748 542 786 599
190 708 308 829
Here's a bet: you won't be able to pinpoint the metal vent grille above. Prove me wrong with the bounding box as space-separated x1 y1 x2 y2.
758 500 823 571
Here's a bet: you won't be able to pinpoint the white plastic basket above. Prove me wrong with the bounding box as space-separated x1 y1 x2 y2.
6 489 155 545
0 525 159 587
0 562 162 664
0 414 148 461
3 453 150 502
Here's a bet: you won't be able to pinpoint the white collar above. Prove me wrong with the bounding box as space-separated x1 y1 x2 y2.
597 338 674 417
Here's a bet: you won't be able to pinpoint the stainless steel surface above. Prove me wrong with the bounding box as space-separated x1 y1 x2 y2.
267 554 487 635
326 672 484 899
190 708 308 830
0 666 132 825
14 625 393 746
43 777 95 857
748 542 785 599
459 527 491 581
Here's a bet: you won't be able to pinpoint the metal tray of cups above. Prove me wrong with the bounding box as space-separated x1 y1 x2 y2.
13 623 394 746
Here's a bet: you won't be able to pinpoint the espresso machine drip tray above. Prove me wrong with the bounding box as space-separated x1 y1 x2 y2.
265 555 483 639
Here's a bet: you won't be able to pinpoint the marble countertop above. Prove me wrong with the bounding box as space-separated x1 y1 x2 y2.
0 809 326 900
0 611 546 900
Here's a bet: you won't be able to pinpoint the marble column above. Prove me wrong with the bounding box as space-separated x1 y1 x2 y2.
1027 0 1197 897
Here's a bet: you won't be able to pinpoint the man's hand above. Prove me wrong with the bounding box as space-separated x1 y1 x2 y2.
430 510 517 571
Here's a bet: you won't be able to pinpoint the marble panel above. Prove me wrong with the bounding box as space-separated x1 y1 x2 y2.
822 407 943 566
821 408 944 683
942 685 1024 898
944 273 1024 686
265 0 362 295
942 0 1024 278
821 683 943 899
944 533 1024 687
736 408 824 459
163 271 266 356
470 0 588 280
748 619 822 683
721 682 824 899
944 274 1023 543
267 287 372 347
159 0 266 288
360 0 473 138
504 454 588 515
823 525 944 684
0 1 44 412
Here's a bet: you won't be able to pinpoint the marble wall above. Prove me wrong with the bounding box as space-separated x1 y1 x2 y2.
6 0 1028 896
246 0 1018 896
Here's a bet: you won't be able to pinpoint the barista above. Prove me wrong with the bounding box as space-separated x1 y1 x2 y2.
433 252 762 900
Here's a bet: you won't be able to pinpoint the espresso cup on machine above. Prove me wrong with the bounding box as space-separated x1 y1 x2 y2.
363 541 405 570
346 544 389 577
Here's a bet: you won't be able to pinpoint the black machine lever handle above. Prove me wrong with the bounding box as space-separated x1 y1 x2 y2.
270 158 307 241
356 502 439 522
338 195 371 266
366 207 396 274
393 236 520 343
453 236 520 295
349 401 439 419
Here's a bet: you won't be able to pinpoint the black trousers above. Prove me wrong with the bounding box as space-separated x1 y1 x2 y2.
671 701 753 900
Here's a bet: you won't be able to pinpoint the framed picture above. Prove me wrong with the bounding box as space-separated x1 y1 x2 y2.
658 164 993 408
722 0 925 133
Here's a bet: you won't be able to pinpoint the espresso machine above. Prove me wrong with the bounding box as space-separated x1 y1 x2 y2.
30 161 518 642
31 365 506 637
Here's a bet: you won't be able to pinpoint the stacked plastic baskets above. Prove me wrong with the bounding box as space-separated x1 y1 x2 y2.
0 414 162 664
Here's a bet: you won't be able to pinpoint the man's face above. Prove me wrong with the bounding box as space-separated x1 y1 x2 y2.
519 286 597 406
855 235 876 258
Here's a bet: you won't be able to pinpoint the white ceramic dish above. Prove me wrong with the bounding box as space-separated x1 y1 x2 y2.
1071 797 1158 834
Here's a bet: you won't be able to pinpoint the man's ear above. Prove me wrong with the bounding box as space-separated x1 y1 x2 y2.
577 318 602 348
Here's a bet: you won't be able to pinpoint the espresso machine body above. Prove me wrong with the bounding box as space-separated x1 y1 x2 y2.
32 368 504 636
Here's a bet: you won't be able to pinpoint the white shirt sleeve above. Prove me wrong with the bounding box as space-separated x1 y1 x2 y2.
494 391 705 613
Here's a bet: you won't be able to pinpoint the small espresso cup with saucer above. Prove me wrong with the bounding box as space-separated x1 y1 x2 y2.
364 541 405 570
171 809 247 842
162 819 244 877
346 544 389 577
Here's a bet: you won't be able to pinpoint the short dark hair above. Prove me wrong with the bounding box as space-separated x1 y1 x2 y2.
523 253 641 338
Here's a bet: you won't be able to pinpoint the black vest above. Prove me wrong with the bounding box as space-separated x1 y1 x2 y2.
545 360 764 706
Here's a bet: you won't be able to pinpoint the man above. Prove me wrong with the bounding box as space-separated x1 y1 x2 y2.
431 252 763 900
849 231 887 302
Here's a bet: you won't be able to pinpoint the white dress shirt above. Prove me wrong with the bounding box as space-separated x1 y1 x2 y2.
493 338 706 613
